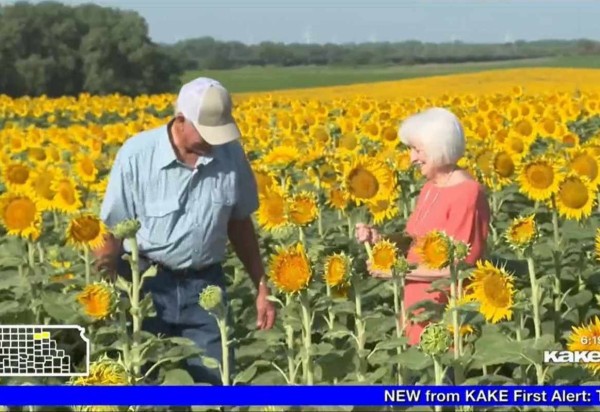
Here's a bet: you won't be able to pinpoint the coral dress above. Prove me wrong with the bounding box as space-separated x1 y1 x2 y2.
402 178 491 346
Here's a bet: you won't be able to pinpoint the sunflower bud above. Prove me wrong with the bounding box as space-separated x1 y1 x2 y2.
112 219 141 240
454 240 471 262
419 322 452 356
394 256 410 274
199 285 224 313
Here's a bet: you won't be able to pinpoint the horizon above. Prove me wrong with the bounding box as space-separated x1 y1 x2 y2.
3 0 600 46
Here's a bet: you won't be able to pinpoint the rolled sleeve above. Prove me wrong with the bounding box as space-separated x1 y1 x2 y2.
100 154 137 229
231 145 259 220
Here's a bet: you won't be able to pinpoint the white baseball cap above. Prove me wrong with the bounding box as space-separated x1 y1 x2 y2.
175 77 241 145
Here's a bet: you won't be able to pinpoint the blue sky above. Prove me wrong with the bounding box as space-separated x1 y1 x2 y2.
5 0 600 45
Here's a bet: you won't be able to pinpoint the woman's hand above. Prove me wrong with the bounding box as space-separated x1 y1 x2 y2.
355 223 381 244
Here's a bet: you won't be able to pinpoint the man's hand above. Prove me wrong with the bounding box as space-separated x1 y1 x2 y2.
256 282 276 330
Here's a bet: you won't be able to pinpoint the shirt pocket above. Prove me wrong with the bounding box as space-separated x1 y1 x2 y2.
209 181 236 239
141 198 182 245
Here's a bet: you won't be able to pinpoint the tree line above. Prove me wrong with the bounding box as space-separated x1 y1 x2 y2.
1 1 599 97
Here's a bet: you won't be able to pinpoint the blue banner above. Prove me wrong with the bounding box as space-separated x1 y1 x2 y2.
0 386 598 406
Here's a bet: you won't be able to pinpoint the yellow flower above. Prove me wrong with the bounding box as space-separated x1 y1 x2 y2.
74 154 99 184
0 192 42 240
326 186 348 211
71 356 130 385
257 186 289 231
76 282 117 320
369 239 398 272
1 161 33 194
517 156 562 202
268 243 312 295
51 176 83 214
288 191 318 227
464 261 515 324
342 155 395 205
505 215 537 251
66 213 107 250
323 252 351 288
567 316 600 376
553 173 595 221
414 230 452 270
366 194 400 225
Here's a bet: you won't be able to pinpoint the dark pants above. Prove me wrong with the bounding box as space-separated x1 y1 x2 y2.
117 256 235 386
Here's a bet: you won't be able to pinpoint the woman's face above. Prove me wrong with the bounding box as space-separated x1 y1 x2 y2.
409 141 435 179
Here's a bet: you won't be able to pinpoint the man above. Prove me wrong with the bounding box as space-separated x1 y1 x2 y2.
94 77 276 385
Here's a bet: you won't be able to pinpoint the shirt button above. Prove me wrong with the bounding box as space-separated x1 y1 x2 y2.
194 249 199 253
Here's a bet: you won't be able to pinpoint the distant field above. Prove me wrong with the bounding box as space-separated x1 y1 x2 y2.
183 55 600 93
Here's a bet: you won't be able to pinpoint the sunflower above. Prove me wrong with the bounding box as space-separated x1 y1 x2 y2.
414 230 452 270
464 261 515 324
553 173 595 221
563 147 600 189
505 215 537 251
1 161 33 194
257 186 289 231
27 166 59 211
517 156 563 202
268 243 312 295
76 281 117 320
70 356 130 385
0 192 42 240
288 191 318 227
369 239 398 272
323 252 351 288
261 145 300 168
74 154 99 184
367 194 400 225
51 176 83 214
448 323 475 337
491 150 517 189
326 186 349 211
566 316 600 376
342 155 395 205
66 214 107 250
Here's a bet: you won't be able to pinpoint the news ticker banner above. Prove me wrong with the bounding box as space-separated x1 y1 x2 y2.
0 386 599 407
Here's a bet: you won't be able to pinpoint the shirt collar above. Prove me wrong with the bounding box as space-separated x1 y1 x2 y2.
157 120 217 170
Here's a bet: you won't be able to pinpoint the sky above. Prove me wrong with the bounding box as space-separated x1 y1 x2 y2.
4 0 600 45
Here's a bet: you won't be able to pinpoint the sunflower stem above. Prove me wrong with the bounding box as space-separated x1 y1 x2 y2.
352 273 366 382
393 272 406 385
450 263 464 385
298 226 305 245
118 299 131 372
285 294 296 385
325 284 335 332
551 202 563 342
433 356 444 412
216 317 231 386
525 253 542 341
127 237 142 379
83 247 91 285
27 240 35 269
299 291 313 385
36 243 44 264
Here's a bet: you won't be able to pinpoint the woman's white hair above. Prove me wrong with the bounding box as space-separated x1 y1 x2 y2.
398 107 465 167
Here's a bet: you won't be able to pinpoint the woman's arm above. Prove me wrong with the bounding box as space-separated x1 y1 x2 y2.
406 266 451 281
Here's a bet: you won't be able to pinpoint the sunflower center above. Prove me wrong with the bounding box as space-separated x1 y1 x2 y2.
348 167 379 199
29 147 47 161
80 157 96 176
33 174 55 200
7 165 29 184
571 153 598 181
422 239 449 267
482 274 510 307
507 136 525 154
71 216 101 242
326 257 346 286
476 150 493 174
373 247 395 269
57 181 76 205
494 152 515 177
339 133 358 150
526 163 554 189
4 198 36 230
516 119 533 137
558 177 589 209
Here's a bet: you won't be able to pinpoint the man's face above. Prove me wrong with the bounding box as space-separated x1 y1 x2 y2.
174 116 212 154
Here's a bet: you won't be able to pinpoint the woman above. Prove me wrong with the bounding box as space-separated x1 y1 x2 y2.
356 107 491 346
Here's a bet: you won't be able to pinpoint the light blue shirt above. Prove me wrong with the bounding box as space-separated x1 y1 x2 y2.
100 122 259 270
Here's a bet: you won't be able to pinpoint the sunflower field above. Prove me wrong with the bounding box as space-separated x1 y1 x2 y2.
2 69 600 411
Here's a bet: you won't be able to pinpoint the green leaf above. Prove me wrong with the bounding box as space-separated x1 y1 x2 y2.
233 364 258 385
390 346 431 371
373 336 408 351
471 332 530 368
200 356 221 370
162 368 195 385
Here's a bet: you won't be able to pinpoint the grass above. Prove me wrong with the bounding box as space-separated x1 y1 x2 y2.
182 55 600 93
